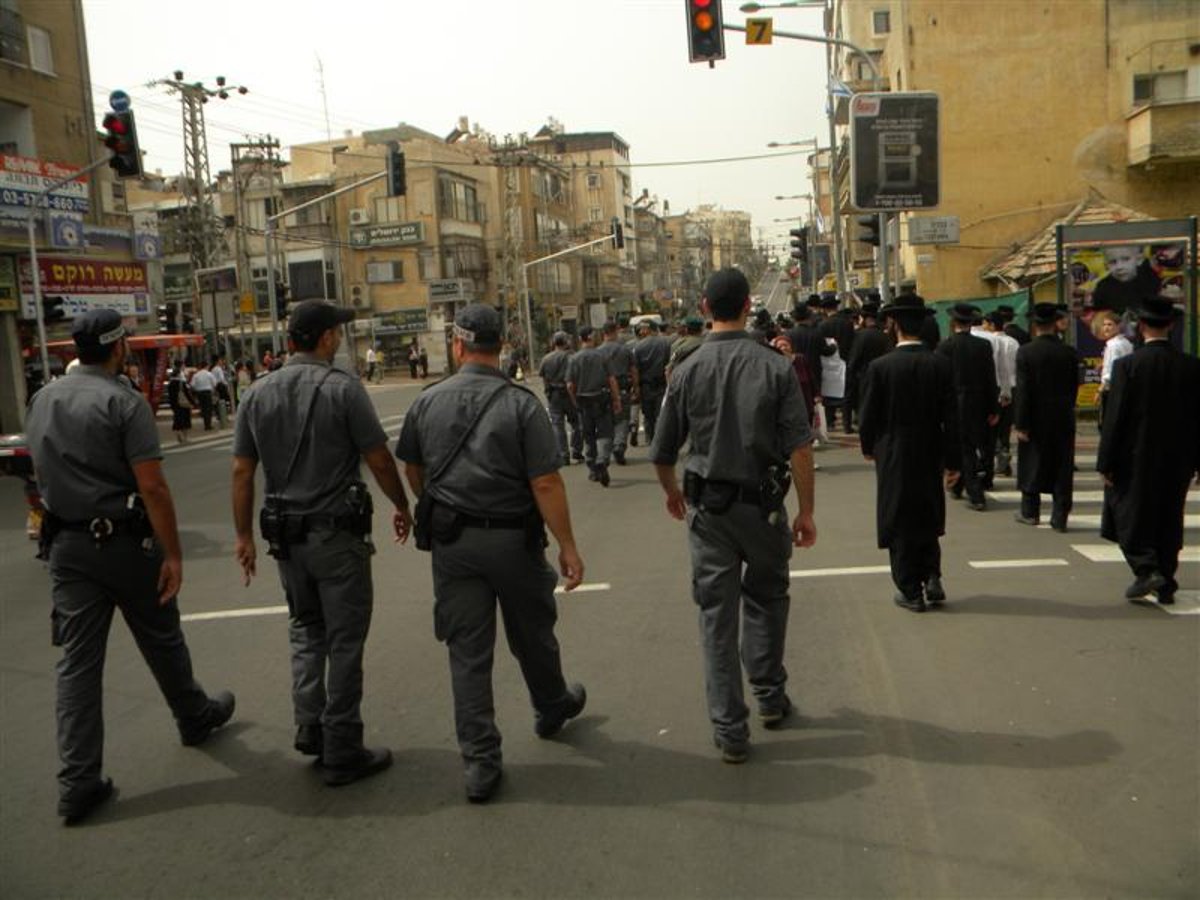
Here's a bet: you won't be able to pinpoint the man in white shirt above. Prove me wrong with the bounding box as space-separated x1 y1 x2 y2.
365 345 378 382
982 312 1019 479
189 363 217 431
210 356 230 428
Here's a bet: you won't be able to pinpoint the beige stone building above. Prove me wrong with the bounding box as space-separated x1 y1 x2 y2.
826 0 1200 301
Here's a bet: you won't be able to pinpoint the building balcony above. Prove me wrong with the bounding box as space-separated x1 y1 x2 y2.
1127 99 1200 166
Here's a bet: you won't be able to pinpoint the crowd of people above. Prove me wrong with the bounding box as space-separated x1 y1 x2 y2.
16 271 1198 824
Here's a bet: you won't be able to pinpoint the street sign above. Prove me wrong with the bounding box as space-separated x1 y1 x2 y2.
239 293 255 314
850 92 939 211
908 215 960 244
745 17 773 44
428 278 474 303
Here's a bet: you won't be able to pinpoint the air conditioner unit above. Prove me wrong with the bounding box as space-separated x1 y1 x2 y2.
348 208 371 226
349 284 370 308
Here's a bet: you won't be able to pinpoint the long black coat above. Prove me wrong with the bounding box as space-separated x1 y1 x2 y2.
1098 341 1200 548
819 311 857 361
936 331 998 431
787 322 834 398
859 345 960 548
1013 335 1080 492
846 325 892 413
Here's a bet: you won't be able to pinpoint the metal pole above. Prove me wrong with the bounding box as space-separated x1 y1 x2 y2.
520 263 535 372
265 218 280 355
894 213 903 293
878 213 889 305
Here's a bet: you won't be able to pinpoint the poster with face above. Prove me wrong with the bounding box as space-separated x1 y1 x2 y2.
1068 241 1187 407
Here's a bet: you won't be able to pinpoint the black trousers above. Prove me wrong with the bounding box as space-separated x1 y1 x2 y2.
195 390 214 430
887 534 942 600
953 416 989 504
994 403 1014 475
639 384 666 445
1121 544 1181 594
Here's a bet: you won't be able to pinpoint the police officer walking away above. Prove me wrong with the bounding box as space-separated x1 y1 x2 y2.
859 294 961 612
26 309 235 825
232 300 413 787
599 320 638 465
1012 303 1081 532
651 269 817 764
632 320 673 446
397 304 587 803
538 331 583 466
1098 295 1200 605
567 325 621 486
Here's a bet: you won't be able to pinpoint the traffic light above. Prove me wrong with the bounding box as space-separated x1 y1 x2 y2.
789 227 809 262
157 304 177 333
42 296 65 323
856 215 881 247
686 0 725 65
611 217 625 250
102 110 142 179
274 281 289 320
182 312 196 334
387 148 406 197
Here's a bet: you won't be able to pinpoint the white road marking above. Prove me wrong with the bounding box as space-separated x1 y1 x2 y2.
182 583 611 622
1039 514 1200 530
1072 544 1200 563
790 565 892 578
164 437 234 456
989 488 1196 503
182 605 288 622
969 558 1070 569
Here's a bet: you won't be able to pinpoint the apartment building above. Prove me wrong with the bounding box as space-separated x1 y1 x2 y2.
664 212 714 314
826 0 1200 301
0 0 142 429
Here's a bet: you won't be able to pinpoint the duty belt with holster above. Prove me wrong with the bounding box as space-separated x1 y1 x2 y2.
683 464 791 523
260 480 373 561
39 493 153 559
421 498 548 553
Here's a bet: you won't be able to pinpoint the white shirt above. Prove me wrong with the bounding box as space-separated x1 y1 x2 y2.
820 338 846 399
366 347 377 364
210 363 228 385
973 326 1017 399
190 368 216 392
1100 334 1134 388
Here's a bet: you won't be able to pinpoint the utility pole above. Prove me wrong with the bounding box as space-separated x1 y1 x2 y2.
492 139 526 341
149 72 248 320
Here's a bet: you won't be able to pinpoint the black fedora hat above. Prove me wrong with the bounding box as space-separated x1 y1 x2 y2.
1029 302 1059 325
949 302 980 323
879 292 934 317
1133 294 1181 326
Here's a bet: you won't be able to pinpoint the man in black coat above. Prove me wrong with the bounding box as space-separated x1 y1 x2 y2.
845 301 891 430
817 296 855 432
936 303 999 511
860 294 961 613
1098 295 1200 605
1013 303 1081 532
787 302 834 414
997 304 1030 345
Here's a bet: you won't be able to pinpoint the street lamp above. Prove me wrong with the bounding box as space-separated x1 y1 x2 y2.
740 1 826 11
766 139 819 149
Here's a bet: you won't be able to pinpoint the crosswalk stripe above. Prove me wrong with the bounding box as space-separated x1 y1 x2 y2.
1071 544 1200 563
1038 514 1200 529
969 558 1069 569
790 565 892 578
988 490 1199 503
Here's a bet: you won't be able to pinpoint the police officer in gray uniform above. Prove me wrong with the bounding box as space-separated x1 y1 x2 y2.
599 320 638 465
397 304 587 804
26 308 235 825
232 300 413 787
567 325 621 486
538 331 583 466
632 320 673 446
651 269 817 764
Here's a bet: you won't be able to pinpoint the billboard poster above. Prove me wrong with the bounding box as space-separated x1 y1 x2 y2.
17 255 150 320
850 92 940 211
1068 240 1188 407
0 154 90 214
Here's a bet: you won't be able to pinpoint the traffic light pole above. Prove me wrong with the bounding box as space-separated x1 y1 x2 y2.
26 153 113 384
264 168 386 355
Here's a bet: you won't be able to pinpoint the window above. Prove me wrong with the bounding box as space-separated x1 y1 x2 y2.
0 1 26 66
586 172 601 190
26 24 50 74
418 249 436 281
588 206 603 223
1133 70 1187 105
366 260 403 283
373 195 403 223
438 175 483 223
872 9 890 35
441 242 486 278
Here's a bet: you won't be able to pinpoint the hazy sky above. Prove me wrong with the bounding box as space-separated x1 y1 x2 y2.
83 0 832 254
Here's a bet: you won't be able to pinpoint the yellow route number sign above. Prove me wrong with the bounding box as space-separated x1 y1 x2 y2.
239 293 255 314
746 17 773 45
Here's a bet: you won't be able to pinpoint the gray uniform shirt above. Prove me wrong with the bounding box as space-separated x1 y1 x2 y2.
567 345 615 396
599 339 635 388
651 331 812 485
538 349 572 387
25 365 161 521
633 335 672 385
395 363 560 518
233 354 386 516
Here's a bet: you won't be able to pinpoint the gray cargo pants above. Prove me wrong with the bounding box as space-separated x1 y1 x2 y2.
49 531 210 806
276 528 374 766
685 501 793 745
431 526 573 767
576 393 614 468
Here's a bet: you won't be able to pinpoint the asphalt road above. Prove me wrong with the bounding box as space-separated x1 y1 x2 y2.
1 378 1196 899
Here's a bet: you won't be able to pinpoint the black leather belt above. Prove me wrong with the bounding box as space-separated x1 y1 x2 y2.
458 513 526 530
303 514 362 532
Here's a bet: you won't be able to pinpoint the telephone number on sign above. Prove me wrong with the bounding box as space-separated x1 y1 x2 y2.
0 189 89 212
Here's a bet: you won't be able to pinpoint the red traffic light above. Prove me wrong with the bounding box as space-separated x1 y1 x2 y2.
686 0 725 64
